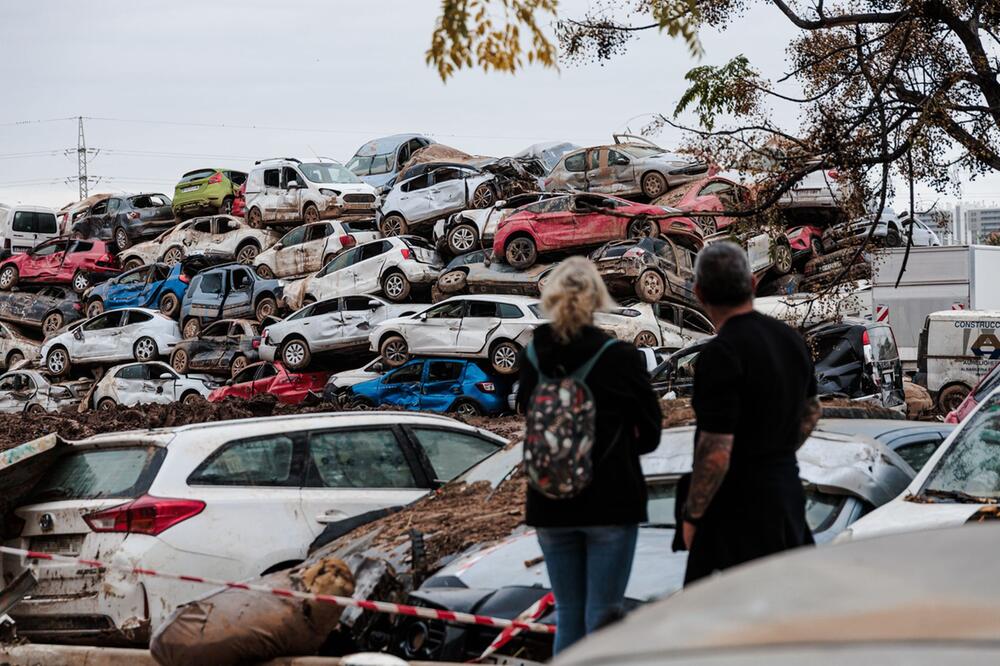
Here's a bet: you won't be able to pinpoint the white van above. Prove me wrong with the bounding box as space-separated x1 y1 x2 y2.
0 204 59 258
916 309 1000 412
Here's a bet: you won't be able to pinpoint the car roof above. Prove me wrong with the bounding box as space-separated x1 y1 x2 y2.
926 309 1000 320
442 294 540 306
815 418 954 442
353 134 430 156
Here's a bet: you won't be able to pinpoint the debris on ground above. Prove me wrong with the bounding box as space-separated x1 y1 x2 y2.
903 379 935 419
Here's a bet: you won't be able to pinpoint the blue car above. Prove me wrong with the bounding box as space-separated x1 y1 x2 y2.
82 262 193 320
347 358 508 417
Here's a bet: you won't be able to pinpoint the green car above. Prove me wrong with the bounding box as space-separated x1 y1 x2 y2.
172 168 247 218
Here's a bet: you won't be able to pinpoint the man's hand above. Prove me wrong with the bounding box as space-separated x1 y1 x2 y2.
683 520 696 550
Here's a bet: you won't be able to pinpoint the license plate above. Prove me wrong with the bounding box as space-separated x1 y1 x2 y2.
345 202 372 209
182 185 199 193
30 534 85 556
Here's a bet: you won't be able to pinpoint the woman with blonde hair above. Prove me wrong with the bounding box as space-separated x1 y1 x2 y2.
516 256 662 653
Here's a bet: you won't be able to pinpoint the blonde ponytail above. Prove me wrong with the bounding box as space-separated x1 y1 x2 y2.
540 256 614 343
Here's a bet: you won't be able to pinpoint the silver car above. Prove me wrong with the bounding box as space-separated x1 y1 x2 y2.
543 135 708 199
118 215 281 270
377 165 496 237
433 192 563 256
0 369 86 414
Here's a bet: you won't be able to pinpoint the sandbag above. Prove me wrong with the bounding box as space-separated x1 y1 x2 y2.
150 557 354 666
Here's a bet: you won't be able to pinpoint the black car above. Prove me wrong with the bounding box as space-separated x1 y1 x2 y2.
591 236 698 306
809 318 905 409
169 318 261 378
72 193 176 252
650 337 711 397
0 285 83 336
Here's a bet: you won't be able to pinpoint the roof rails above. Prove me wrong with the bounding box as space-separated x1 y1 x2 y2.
254 157 302 166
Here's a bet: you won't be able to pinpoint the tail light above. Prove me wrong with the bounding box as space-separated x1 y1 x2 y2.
476 382 496 393
400 248 412 260
862 329 870 346
179 272 190 284
3 238 10 251
73 302 82 311
208 172 223 184
623 247 646 259
84 495 205 536
339 235 356 248
827 169 840 180
252 336 262 350
98 253 118 267
127 212 141 220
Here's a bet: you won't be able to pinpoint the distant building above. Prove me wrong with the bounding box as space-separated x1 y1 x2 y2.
965 206 1000 243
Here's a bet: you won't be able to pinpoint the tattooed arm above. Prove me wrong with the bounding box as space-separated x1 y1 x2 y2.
685 431 734 522
798 396 821 448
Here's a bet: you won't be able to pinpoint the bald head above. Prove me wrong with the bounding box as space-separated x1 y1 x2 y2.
694 242 754 307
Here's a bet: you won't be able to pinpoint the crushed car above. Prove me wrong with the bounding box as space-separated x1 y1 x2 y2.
434 192 563 257
377 165 497 237
346 134 436 188
206 361 329 404
653 172 752 235
824 210 942 250
83 261 199 319
0 321 41 369
179 263 281 338
591 236 698 306
119 215 281 270
810 318 906 411
0 368 89 413
91 360 213 409
434 250 555 301
253 220 379 280
0 238 120 294
0 285 84 337
72 193 176 251
169 318 260 378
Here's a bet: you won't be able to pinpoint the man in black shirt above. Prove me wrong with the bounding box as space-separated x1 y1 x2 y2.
682 242 821 585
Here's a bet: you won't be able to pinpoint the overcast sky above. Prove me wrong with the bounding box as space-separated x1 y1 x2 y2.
1 0 996 211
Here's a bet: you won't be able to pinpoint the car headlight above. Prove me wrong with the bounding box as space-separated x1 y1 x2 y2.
320 189 341 197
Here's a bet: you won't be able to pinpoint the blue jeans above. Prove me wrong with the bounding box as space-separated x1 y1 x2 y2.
536 524 639 654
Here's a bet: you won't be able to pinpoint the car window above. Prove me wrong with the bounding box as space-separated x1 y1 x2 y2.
179 169 215 183
426 361 464 382
466 301 498 318
563 152 585 173
523 197 571 214
318 247 357 275
343 295 375 311
257 364 279 380
280 167 300 189
231 268 253 290
498 303 524 319
698 181 733 197
385 362 424 384
868 325 898 361
83 310 126 331
306 429 416 488
804 488 844 532
125 310 153 325
90 200 109 216
922 396 1000 499
197 272 224 295
431 167 471 185
359 241 389 261
118 267 149 285
401 174 431 192
0 373 33 392
12 211 58 234
895 439 942 472
306 223 333 242
28 447 163 501
232 365 259 384
215 217 238 234
608 149 630 166
228 171 247 185
425 300 465 319
311 298 340 317
586 149 602 170
281 226 307 247
263 169 280 188
150 265 169 282
409 428 500 482
192 218 213 234
202 320 230 337
189 435 297 486
107 199 122 215
30 241 66 257
115 364 147 380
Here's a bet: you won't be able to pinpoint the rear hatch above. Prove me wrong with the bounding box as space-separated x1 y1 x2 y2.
342 219 380 244
401 236 443 267
128 194 174 224
174 170 217 201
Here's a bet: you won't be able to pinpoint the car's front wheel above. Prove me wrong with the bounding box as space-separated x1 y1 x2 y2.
379 214 407 237
490 340 521 375
505 236 537 269
772 242 793 275
6 350 24 369
71 271 90 294
182 317 201 339
0 266 17 291
42 312 64 335
641 172 668 198
171 348 190 374
634 331 659 348
452 400 482 417
448 223 480 255
303 204 320 223
159 292 180 318
247 207 264 229
235 243 260 265
437 270 468 294
162 246 184 265
230 354 248 377
634 270 665 303
134 336 158 362
255 264 275 279
281 338 311 370
46 346 70 377
255 296 277 321
380 335 409 367
626 215 658 239
115 227 131 251
98 397 117 411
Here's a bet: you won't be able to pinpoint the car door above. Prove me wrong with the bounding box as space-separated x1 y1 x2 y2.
428 167 474 218
192 320 230 369
559 150 589 190
583 148 613 193
144 364 178 403
110 363 146 405
278 167 303 222
410 300 464 353
271 225 308 277
299 426 428 535
106 267 150 309
225 364 263 399
662 238 697 304
567 194 614 247
303 298 344 352
137 264 169 307
187 271 226 321
528 197 577 251
339 295 379 344
27 240 68 281
0 373 30 413
312 247 359 298
222 267 254 319
180 218 213 251
301 223 334 273
419 360 466 412
261 168 282 222
76 310 127 360
119 310 155 358
397 173 433 223
376 361 424 410
606 148 637 195
456 301 502 353
251 362 280 396
351 240 392 294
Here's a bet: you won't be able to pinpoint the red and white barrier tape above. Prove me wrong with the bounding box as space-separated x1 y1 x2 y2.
476 591 555 662
0 545 555 636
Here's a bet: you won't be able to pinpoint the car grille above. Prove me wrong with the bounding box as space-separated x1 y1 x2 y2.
343 194 376 204
30 534 85 556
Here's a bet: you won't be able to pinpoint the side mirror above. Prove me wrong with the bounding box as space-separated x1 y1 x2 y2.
368 299 381 310
73 328 84 341
225 379 234 386
287 180 301 189
372 362 385 373
273 242 284 251
495 199 507 208
159 373 173 380
419 313 428 322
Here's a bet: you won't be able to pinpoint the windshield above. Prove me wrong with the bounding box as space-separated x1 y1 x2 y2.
620 145 663 158
922 395 1000 500
346 153 394 176
28 446 163 502
299 163 361 184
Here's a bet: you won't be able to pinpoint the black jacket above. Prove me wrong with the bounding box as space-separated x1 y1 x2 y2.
517 325 663 527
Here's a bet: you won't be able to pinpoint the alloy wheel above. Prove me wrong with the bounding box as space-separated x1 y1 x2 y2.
638 271 665 302
634 331 658 348
383 340 408 364
236 245 258 264
283 341 307 367
47 350 67 374
172 350 188 373
116 228 130 250
0 269 15 289
493 343 518 370
507 238 534 265
450 226 477 253
384 274 405 298
163 247 183 265
73 273 89 292
135 338 156 360
455 402 480 417
42 313 63 334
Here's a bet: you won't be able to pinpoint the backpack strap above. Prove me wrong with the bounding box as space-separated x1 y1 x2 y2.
569 338 618 382
524 342 550 383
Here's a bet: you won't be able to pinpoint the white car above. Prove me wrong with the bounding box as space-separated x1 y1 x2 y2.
260 295 419 369
92 361 213 410
118 215 281 270
2 412 506 643
281 236 443 309
252 219 380 280
321 357 388 400
594 301 697 349
0 369 85 414
41 307 182 377
0 321 40 370
377 165 495 237
433 192 563 256
828 211 942 249
840 387 1000 543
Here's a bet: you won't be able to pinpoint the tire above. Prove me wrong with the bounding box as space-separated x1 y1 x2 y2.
41 312 64 336
247 207 264 229
255 264 275 279
181 391 202 405
505 236 537 269
71 271 90 294
0 265 18 291
85 299 104 318
255 296 277 321
626 215 658 239
634 331 659 348
6 350 24 369
159 292 180 318
98 397 116 411
171 348 190 374
772 242 793 276
447 224 480 255
381 271 411 302
379 214 407 237
229 354 248 378
700 218 717 236
46 346 70 377
350 396 375 410
634 270 665 303
220 197 234 215
134 336 158 362
281 338 311 370
182 318 201 339
490 340 521 375
452 400 482 417
471 184 495 209
115 227 131 251
235 242 259 265
303 204 320 223
123 257 144 271
162 246 184 265
438 270 468 294
641 171 668 198
26 403 46 416
885 225 902 247
379 335 409 367
937 384 969 414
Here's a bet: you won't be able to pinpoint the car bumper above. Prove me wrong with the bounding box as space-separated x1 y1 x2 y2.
258 341 278 362
400 263 443 284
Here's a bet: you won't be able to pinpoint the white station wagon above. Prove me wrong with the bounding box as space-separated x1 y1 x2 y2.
2 412 506 643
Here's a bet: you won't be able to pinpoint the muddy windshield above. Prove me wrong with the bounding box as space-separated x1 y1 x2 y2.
346 153 394 176
921 395 1000 500
299 163 361 184
27 446 164 502
620 145 662 158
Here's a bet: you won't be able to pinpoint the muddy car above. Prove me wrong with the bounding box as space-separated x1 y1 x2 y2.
72 193 176 251
0 321 40 369
544 135 708 199
169 318 261 378
252 219 379 280
0 285 83 337
346 133 436 188
206 361 329 404
434 192 564 257
91 361 213 410
377 165 497 237
824 211 941 250
119 215 281 270
592 236 698 306
434 250 555 301
179 263 282 338
0 369 87 413
653 173 753 235
0 238 121 294
705 227 794 277
810 318 906 410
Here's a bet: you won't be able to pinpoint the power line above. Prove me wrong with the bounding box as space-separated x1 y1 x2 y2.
0 117 77 128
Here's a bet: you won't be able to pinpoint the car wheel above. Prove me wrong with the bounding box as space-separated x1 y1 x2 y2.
123 257 144 271
773 242 793 275
159 292 180 318
282 338 311 370
134 336 158 362
255 264 275 279
641 172 668 198
626 215 658 239
381 271 411 302
700 218 718 236
380 214 407 237
634 270 665 303
26 403 46 416
115 227 131 251
71 271 90 294
0 266 19 291
380 335 409 367
350 396 375 410
220 197 234 215
98 397 116 411
490 340 521 375
162 246 184 265
235 243 259 264
452 400 482 417
46 347 69 376
303 204 320 223
171 348 190 374
885 225 902 247
437 270 468 294
471 184 495 209
85 299 104 318
181 391 202 405
41 312 64 335
505 236 537 269
255 296 277 321
448 224 479 255
937 384 969 414
230 354 247 378
247 207 264 229
182 318 201 339
634 331 659 348
6 350 24 369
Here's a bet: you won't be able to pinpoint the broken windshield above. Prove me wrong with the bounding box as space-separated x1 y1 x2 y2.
921 395 1000 500
346 153 394 176
299 163 361 184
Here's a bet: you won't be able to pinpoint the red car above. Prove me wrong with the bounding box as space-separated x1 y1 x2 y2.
493 192 703 269
654 174 752 235
945 362 1000 424
0 238 120 294
207 361 329 405
785 225 825 261
231 182 246 218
